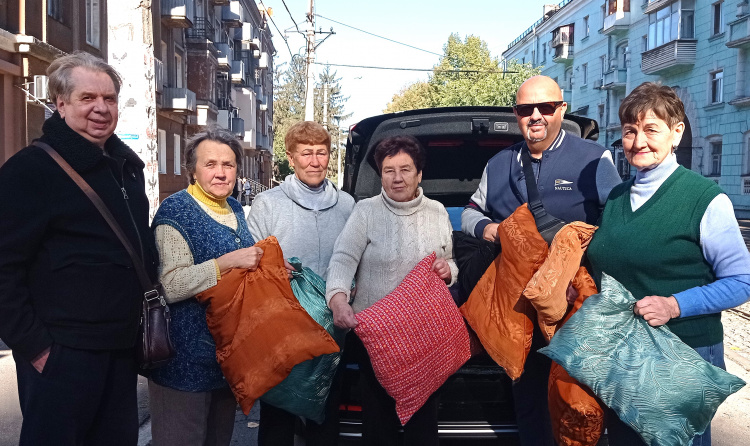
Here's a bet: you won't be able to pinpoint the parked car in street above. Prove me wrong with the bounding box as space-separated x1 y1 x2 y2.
335 106 601 443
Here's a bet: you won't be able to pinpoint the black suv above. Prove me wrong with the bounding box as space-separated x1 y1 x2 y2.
335 106 601 444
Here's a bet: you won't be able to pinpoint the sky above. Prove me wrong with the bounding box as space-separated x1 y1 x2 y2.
261 0 560 127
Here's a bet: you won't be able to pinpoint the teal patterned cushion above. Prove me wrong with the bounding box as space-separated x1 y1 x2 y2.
539 274 745 446
259 258 346 423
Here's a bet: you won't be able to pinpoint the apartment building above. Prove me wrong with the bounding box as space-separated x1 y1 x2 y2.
504 0 750 216
0 0 109 164
158 0 274 201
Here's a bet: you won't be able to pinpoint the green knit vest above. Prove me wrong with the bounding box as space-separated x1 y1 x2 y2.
588 166 723 348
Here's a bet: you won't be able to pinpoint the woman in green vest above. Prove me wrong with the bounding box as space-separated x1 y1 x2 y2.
587 82 750 446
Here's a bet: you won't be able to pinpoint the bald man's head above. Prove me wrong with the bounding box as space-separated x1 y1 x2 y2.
514 76 567 154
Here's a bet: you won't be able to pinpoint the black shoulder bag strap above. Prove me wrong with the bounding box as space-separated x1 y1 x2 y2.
32 141 156 296
520 145 567 244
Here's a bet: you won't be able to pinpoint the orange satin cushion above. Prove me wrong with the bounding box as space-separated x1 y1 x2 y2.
547 267 604 446
460 205 548 380
524 222 597 341
195 237 340 414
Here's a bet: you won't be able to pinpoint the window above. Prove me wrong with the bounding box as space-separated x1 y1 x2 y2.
173 135 182 175
175 53 184 89
158 130 167 174
647 0 695 50
48 0 64 23
711 70 723 103
710 139 722 176
583 16 590 38
712 1 724 36
160 42 168 87
743 131 750 175
581 63 588 86
85 0 100 48
601 56 607 78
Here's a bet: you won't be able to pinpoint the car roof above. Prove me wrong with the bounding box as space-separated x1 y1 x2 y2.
343 106 600 206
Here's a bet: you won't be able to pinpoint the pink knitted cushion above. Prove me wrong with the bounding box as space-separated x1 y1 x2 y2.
354 253 472 425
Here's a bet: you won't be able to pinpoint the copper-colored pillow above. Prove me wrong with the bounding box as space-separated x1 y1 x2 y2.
196 237 340 414
460 205 548 380
524 222 597 341
548 267 604 446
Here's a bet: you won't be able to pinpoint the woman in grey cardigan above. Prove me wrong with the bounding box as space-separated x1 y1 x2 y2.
326 135 457 446
246 120 354 446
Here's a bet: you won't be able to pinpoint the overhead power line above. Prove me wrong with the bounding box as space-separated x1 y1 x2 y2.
280 0 302 35
258 0 294 58
314 14 442 57
313 61 515 74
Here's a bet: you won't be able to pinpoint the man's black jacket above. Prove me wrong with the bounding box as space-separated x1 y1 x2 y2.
0 113 158 362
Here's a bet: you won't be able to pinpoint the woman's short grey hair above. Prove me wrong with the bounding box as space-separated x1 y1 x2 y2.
47 51 122 103
184 128 244 184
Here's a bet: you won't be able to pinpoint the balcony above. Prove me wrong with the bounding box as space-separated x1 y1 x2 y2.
154 59 164 93
231 60 246 84
162 87 196 112
161 0 194 28
551 25 573 47
641 40 697 75
216 43 233 71
727 13 750 49
231 118 245 139
222 1 244 28
602 11 630 35
256 131 270 150
552 45 574 63
602 68 627 90
186 17 215 41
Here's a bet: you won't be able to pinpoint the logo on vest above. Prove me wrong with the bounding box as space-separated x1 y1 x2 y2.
554 179 573 191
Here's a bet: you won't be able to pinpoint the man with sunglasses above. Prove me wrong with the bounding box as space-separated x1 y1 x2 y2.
461 75 621 446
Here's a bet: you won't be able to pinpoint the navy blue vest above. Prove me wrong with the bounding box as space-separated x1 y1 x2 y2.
150 190 255 392
485 133 606 225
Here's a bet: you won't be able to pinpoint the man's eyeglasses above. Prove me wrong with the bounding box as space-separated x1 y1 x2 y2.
513 101 564 117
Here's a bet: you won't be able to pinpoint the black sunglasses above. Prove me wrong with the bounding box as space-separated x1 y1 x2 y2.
513 101 564 117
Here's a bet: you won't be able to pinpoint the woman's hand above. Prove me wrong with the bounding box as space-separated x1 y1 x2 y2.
329 292 358 329
283 260 296 280
215 246 264 273
634 295 681 327
566 283 579 305
432 258 452 282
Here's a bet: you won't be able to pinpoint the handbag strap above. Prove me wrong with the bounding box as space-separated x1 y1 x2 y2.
520 146 564 233
33 141 155 295
520 146 548 219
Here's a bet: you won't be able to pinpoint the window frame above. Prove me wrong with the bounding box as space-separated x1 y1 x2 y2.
581 63 588 86
707 136 723 176
712 1 724 36
158 129 167 174
710 69 724 104
85 0 100 48
173 135 182 175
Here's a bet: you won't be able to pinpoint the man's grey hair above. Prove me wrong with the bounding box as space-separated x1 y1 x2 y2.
184 128 244 184
47 51 122 103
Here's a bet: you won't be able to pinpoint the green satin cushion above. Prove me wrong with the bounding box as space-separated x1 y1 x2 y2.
259 258 345 423
539 273 746 446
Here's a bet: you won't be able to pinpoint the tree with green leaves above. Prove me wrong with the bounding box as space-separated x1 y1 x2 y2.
384 34 541 112
272 57 349 181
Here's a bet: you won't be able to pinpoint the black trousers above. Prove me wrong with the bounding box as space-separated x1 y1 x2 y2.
352 334 439 446
512 324 556 446
14 344 138 446
258 358 345 446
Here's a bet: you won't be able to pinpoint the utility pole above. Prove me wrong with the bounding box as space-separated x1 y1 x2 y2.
322 84 328 130
304 0 316 121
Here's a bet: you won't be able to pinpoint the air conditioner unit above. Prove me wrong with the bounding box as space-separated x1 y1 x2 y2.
259 52 269 69
33 75 49 101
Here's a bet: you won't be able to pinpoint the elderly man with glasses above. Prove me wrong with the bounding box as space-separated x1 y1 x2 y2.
461 75 622 446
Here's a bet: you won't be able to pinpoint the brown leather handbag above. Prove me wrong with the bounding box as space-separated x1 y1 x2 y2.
34 141 175 369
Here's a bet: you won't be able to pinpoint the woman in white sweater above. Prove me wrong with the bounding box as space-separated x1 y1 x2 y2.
326 135 457 446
